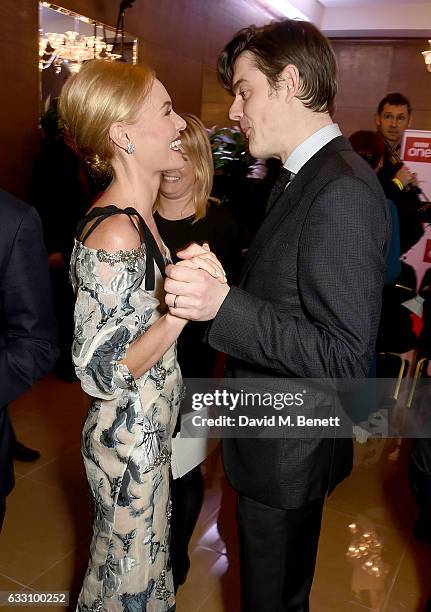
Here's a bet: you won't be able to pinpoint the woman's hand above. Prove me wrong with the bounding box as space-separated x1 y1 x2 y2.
175 242 227 283
175 258 227 283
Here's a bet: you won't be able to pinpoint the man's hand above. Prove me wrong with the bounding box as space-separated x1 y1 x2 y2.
165 263 230 321
395 165 416 187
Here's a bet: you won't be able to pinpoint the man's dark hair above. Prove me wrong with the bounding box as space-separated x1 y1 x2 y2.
349 130 385 171
217 19 337 115
377 92 412 116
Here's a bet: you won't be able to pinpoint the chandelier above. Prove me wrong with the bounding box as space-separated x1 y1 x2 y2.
422 40 431 73
39 30 122 74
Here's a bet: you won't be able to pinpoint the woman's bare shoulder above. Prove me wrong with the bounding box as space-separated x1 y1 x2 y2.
82 210 142 253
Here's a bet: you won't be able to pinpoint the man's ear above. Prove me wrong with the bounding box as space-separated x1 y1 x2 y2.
279 64 300 102
109 122 130 152
375 113 381 129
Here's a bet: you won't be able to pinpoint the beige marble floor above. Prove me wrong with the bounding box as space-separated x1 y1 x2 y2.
0 374 430 611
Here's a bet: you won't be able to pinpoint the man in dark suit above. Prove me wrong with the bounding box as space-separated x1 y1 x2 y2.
165 19 389 611
0 188 58 531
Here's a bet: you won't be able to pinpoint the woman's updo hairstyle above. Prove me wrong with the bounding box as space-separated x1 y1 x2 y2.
59 59 154 176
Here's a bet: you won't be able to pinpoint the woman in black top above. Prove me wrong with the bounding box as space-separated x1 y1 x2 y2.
154 114 240 589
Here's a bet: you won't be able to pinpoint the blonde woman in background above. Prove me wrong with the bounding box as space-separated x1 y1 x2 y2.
59 61 225 612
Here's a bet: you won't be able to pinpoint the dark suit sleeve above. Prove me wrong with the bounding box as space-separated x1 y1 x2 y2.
0 207 59 406
213 209 241 284
207 176 388 378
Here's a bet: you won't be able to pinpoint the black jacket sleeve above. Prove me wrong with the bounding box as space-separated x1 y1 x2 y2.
0 206 59 406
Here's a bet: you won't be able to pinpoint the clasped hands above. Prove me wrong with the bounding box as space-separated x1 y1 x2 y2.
164 242 230 321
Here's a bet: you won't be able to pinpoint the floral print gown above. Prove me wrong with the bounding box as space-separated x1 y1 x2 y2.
70 208 182 612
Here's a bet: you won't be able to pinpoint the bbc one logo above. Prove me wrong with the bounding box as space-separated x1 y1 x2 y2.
403 137 431 164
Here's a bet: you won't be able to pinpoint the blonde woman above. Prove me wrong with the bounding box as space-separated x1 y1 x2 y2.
59 61 225 611
154 114 239 589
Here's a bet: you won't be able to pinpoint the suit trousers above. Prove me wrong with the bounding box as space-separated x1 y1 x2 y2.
237 493 324 612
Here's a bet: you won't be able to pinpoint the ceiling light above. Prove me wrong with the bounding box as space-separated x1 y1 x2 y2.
422 40 431 73
257 0 309 20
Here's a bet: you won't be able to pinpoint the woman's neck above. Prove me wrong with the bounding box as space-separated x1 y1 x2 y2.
102 164 160 226
157 192 195 220
96 164 166 253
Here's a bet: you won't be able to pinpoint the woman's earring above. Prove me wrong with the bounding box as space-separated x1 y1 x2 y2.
127 142 136 155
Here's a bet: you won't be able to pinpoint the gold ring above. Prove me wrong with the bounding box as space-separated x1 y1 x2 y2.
173 295 179 308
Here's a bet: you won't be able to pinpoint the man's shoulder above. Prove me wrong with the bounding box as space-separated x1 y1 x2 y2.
317 137 361 172
0 188 30 225
0 190 41 253
296 140 387 218
315 139 383 193
301 136 356 183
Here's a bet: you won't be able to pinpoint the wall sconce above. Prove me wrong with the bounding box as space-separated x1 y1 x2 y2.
422 40 431 72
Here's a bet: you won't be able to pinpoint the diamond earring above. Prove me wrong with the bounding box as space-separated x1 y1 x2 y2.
127 142 136 154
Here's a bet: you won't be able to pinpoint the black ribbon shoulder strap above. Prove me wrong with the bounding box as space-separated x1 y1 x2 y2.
76 204 165 291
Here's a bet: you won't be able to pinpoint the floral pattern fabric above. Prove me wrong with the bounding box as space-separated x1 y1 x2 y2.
70 238 181 612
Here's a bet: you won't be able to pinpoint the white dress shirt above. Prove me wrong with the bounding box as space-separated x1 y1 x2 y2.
284 123 342 178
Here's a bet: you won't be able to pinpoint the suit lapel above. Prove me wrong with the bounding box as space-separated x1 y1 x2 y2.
239 136 352 286
239 175 304 284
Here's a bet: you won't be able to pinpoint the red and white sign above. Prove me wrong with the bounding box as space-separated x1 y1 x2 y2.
400 130 431 289
403 136 431 164
424 239 431 264
400 129 431 199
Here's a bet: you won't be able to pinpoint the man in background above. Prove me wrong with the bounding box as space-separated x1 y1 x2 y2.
375 92 424 253
0 188 58 531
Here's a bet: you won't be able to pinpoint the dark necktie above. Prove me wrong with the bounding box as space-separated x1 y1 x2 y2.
265 168 293 213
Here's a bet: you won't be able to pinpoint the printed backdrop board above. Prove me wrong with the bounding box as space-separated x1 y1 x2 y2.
400 129 431 202
400 129 431 290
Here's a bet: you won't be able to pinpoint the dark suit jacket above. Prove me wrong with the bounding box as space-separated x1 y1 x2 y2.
207 136 390 509
0 189 59 497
